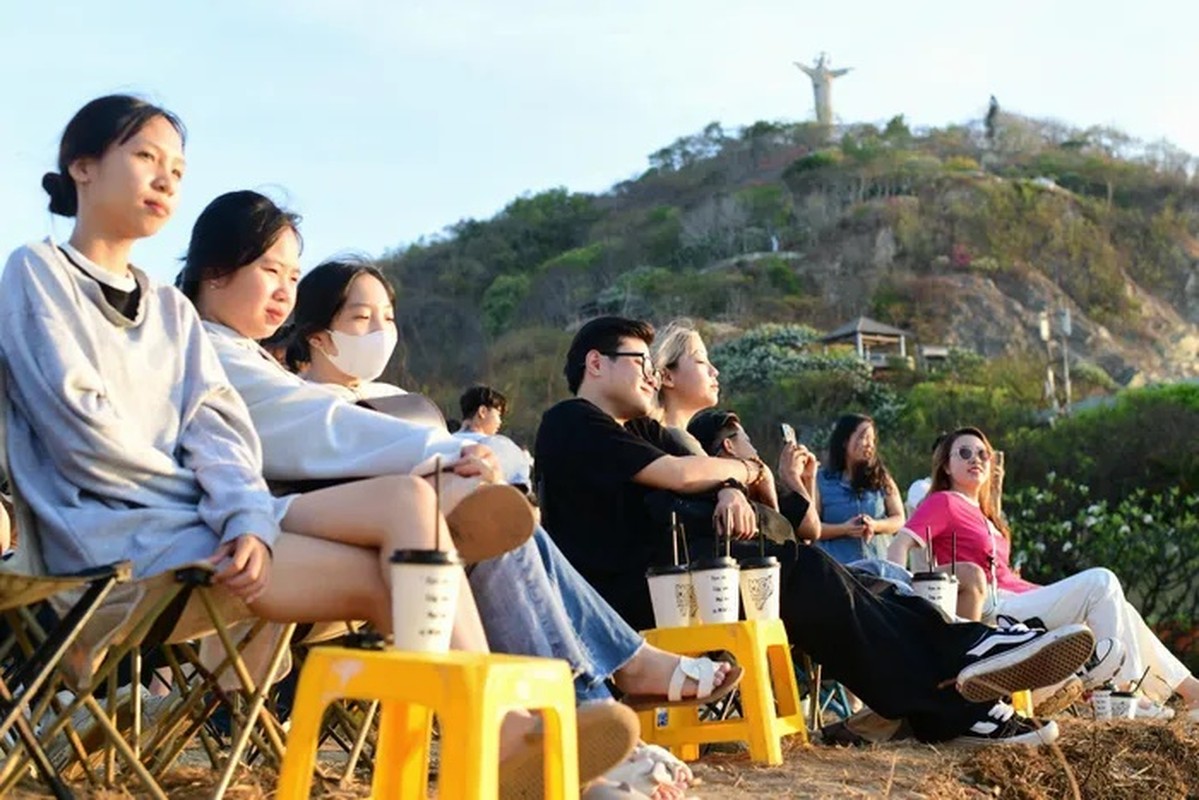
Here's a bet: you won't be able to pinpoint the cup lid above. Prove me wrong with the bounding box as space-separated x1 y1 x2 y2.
911 571 952 582
1110 691 1136 698
738 555 779 569
646 564 689 577
390 548 461 566
689 556 739 571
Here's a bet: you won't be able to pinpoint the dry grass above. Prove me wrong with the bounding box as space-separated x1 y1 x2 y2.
11 717 1199 799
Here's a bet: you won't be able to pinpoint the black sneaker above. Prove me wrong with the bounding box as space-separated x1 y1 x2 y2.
953 702 1060 746
956 621 1095 703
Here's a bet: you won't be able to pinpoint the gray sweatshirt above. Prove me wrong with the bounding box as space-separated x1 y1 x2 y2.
0 241 289 577
202 323 464 480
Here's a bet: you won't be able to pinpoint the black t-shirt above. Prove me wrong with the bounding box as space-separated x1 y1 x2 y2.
534 398 690 578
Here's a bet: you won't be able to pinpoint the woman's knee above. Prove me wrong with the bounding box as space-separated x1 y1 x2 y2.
955 562 987 596
1079 567 1125 599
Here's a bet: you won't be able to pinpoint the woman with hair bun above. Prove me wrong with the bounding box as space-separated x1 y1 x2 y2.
0 97 645 792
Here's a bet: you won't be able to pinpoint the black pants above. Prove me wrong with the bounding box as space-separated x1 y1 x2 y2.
593 539 993 742
776 544 992 742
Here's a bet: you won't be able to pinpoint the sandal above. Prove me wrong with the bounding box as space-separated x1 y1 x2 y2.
500 702 639 798
444 482 535 563
621 656 743 712
599 743 694 795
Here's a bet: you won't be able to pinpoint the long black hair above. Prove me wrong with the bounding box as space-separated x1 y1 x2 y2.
176 190 302 301
825 412 891 493
286 257 396 371
43 94 185 217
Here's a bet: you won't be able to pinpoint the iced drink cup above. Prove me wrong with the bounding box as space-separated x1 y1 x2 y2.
689 556 740 624
389 549 462 653
738 555 781 621
911 571 958 618
645 564 694 628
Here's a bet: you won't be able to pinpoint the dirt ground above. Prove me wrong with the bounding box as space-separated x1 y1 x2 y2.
11 717 1199 799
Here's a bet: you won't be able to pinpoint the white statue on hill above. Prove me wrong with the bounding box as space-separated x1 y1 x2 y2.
794 52 852 128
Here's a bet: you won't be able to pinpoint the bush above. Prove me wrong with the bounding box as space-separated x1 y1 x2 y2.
1007 477 1199 627
1005 383 1199 509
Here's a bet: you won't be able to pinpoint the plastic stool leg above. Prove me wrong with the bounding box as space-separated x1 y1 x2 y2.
373 699 433 798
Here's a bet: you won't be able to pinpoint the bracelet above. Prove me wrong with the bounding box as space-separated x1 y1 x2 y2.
747 457 767 486
719 477 748 495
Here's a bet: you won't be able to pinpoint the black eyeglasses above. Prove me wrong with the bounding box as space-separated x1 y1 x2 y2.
955 446 991 463
601 351 659 380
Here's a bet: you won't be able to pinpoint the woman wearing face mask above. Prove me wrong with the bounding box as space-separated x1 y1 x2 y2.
183 192 742 795
815 413 905 564
287 259 533 488
0 99 615 790
285 258 400 401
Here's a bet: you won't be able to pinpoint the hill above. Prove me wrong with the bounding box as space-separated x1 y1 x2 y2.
376 113 1199 434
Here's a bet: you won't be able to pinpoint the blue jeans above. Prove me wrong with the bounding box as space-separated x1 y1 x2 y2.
469 526 644 702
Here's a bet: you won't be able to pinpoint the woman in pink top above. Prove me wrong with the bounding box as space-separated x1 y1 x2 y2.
889 427 1198 718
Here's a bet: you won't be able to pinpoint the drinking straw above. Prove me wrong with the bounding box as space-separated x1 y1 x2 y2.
433 455 442 552
951 529 958 578
925 525 934 569
1129 665 1152 695
671 511 680 566
680 523 691 564
725 525 731 559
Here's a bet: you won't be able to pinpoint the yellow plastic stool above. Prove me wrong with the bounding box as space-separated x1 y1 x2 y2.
636 619 808 765
1011 689 1034 716
276 647 579 799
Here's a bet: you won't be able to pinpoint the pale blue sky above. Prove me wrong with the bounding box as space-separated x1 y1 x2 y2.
3 1 1198 284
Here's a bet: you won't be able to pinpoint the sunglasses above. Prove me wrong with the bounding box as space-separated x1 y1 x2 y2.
602 351 660 381
955 446 991 463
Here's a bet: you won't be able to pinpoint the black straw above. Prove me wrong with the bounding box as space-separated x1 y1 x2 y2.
951 529 958 578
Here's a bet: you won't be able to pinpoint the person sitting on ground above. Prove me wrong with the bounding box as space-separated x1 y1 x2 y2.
650 319 818 542
815 413 906 564
887 426 1199 722
534 315 1098 747
453 385 533 488
0 95 608 791
457 385 506 437
685 409 820 543
180 196 737 792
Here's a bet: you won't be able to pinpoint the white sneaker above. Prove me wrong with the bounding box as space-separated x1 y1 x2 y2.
1136 698 1175 720
953 702 1060 746
1078 637 1125 690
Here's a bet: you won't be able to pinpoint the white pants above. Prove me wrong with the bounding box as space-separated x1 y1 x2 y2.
996 567 1191 701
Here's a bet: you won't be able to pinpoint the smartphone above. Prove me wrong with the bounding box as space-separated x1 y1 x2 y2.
780 422 796 445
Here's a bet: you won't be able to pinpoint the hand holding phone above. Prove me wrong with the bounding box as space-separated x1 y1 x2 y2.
780 422 797 445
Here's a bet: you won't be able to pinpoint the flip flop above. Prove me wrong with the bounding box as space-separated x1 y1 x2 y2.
621 657 743 712
445 482 535 564
500 702 640 799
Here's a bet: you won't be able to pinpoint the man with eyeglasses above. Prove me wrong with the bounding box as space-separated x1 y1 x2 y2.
535 316 1098 746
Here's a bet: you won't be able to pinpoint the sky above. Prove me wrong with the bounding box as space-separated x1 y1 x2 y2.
3 0 1199 284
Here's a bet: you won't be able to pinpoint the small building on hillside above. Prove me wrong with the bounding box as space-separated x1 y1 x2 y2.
820 316 914 371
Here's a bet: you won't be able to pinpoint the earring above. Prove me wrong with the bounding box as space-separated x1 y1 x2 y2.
208 281 218 289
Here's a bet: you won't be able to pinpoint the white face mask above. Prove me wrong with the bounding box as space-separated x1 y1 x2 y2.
322 328 398 382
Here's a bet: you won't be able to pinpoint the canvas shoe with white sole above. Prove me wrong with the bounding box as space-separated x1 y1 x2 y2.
953 701 1060 747
1078 637 1126 690
956 621 1095 703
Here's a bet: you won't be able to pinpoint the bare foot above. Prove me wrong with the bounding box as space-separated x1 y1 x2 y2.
612 644 731 699
498 710 538 762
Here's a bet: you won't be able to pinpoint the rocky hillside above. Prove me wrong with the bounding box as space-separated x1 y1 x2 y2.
379 114 1199 393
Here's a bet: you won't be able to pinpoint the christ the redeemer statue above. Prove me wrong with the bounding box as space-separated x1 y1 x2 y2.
794 52 852 127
